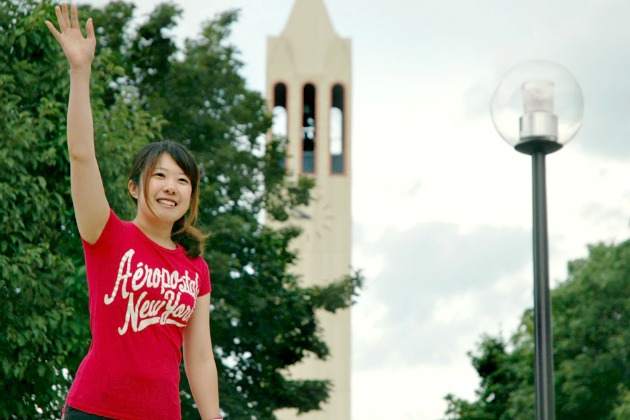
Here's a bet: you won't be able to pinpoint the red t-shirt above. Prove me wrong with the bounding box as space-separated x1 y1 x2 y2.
65 210 211 419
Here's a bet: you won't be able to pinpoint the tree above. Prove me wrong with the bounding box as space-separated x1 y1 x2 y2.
444 334 524 420
445 241 630 419
1 1 362 418
1 1 159 418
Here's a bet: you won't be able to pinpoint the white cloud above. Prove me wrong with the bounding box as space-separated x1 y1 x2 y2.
352 362 479 420
431 293 479 324
352 222 531 374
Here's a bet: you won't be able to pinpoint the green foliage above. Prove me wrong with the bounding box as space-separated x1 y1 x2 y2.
613 387 630 420
444 331 534 420
1 1 363 418
553 242 630 419
0 0 155 417
1 1 86 417
445 241 630 419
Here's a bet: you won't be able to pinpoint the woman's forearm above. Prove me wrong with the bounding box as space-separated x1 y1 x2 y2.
67 65 95 162
186 357 220 419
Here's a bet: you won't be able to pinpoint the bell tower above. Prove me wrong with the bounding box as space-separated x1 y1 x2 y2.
267 0 352 418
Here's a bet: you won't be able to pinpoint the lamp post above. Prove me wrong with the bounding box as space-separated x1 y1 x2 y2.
490 60 584 420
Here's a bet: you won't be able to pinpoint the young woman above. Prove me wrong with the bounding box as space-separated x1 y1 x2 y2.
46 4 221 419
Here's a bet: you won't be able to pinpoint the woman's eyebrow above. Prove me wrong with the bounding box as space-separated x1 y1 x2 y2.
156 166 189 177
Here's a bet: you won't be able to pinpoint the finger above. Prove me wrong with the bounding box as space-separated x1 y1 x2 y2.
61 3 71 30
54 6 66 31
86 18 96 41
45 20 62 42
71 3 80 30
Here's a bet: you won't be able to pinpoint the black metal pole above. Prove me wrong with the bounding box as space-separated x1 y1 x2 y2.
531 151 555 420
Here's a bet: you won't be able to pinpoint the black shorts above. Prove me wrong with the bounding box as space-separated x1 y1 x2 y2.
63 405 114 419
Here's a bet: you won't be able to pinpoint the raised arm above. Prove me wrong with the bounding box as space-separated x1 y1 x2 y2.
46 3 109 244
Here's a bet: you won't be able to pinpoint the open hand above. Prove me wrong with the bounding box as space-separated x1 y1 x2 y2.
45 3 96 69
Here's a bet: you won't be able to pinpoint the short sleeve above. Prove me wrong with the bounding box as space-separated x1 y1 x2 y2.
197 258 212 296
81 209 122 251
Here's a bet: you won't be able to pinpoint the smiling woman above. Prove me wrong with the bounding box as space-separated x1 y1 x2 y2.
127 141 200 253
45 3 222 419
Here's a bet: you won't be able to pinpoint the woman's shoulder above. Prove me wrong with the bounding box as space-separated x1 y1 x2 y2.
186 252 209 269
108 210 140 237
186 253 210 278
83 208 127 248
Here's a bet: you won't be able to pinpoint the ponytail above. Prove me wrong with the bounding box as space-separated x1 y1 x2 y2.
172 217 207 258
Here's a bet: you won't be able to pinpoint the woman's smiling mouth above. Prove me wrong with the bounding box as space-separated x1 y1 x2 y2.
157 199 177 207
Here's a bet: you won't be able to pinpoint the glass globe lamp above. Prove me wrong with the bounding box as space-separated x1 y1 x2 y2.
490 60 584 154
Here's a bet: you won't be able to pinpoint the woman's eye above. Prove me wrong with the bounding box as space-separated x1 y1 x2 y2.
155 172 165 178
179 178 190 184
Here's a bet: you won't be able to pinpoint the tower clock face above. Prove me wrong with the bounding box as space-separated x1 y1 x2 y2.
313 197 333 240
295 194 334 243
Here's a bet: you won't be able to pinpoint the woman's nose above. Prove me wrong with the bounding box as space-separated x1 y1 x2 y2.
163 179 176 193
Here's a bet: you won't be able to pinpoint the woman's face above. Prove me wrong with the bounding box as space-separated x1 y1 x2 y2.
129 152 192 227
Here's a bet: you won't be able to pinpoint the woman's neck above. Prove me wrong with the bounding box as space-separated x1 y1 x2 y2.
132 217 177 250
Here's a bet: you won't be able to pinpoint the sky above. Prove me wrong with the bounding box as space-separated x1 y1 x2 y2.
83 0 630 418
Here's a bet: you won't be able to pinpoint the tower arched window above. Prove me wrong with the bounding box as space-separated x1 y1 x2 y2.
330 84 345 174
272 83 287 169
272 83 288 138
302 84 316 174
